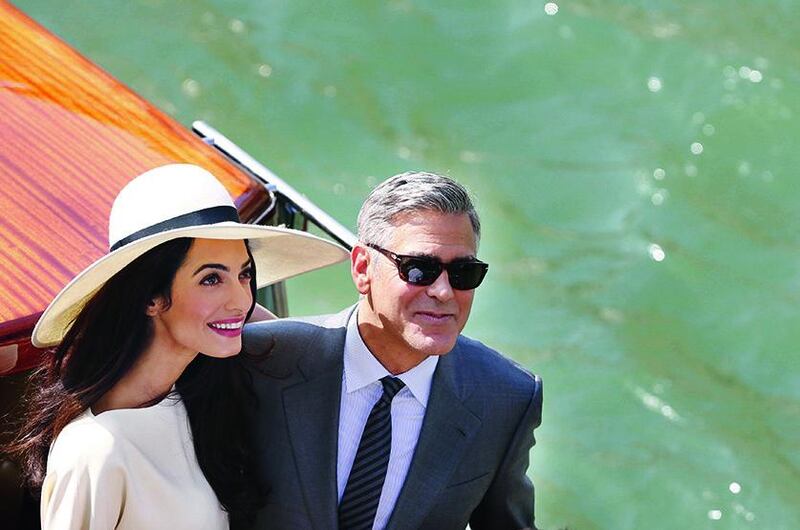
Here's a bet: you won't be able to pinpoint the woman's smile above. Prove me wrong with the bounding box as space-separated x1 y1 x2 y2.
207 317 246 337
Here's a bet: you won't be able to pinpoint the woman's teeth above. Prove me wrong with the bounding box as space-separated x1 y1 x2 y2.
209 321 243 329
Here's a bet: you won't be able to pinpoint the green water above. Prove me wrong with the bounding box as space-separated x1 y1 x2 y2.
15 0 800 528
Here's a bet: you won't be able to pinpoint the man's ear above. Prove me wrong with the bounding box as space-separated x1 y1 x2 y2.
145 297 167 317
351 244 371 295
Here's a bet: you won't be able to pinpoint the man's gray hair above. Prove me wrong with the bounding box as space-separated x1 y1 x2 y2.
357 171 481 246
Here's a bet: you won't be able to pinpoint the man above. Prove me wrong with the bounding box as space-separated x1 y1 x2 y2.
243 171 543 530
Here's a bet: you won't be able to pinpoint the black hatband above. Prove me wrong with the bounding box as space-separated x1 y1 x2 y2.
110 205 240 251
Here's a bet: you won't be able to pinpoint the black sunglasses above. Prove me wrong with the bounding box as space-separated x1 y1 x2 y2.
366 243 489 290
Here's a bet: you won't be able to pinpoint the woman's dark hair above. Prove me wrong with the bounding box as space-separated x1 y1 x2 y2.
5 237 263 525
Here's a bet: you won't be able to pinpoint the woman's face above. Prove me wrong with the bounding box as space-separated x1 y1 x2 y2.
150 238 253 358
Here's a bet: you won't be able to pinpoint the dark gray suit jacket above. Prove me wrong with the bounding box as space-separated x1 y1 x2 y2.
241 306 543 530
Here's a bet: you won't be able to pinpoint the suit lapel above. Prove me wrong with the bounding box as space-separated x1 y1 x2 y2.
387 346 482 530
282 317 348 530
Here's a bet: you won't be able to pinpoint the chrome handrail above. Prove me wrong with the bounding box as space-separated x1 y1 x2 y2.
192 120 358 250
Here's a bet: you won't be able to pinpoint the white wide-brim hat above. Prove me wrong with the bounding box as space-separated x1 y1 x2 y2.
32 164 349 347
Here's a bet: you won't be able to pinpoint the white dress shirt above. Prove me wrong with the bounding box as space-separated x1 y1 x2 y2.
337 310 439 530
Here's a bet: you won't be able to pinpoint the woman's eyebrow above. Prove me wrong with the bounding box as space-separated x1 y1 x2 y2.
193 263 229 276
193 259 253 276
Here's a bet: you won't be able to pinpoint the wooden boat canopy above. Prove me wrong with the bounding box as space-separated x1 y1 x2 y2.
0 1 270 373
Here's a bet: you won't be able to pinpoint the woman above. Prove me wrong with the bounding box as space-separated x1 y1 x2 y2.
5 164 348 529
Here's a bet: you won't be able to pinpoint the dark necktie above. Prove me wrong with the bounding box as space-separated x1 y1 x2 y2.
338 376 406 530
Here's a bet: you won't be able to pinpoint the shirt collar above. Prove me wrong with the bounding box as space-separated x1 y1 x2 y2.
343 309 439 408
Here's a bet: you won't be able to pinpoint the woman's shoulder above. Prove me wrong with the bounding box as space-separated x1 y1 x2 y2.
48 410 127 473
42 412 130 529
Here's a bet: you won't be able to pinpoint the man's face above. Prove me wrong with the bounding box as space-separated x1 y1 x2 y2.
356 211 479 362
